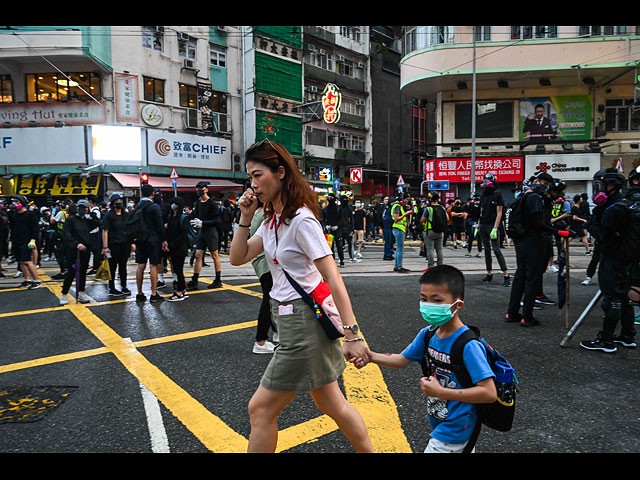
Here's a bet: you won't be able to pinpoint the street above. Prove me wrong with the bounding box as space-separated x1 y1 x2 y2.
0 239 638 453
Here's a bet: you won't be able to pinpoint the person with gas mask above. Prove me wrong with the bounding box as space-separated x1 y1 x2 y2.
187 181 222 290
580 168 637 352
59 200 101 304
505 172 570 326
7 194 41 289
477 174 510 286
101 194 132 296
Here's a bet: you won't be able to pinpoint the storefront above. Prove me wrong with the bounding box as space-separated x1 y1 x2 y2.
524 153 600 200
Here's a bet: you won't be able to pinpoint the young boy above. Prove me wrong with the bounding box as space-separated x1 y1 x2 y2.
362 265 496 453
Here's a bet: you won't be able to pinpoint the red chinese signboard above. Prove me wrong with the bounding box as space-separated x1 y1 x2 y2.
322 83 341 124
435 156 524 183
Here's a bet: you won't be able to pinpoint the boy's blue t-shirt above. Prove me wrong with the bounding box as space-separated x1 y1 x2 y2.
401 324 495 444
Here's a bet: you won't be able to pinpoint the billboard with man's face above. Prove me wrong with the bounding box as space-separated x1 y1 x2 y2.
519 96 592 142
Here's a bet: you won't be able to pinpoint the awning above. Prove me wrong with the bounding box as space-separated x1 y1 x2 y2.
110 173 244 191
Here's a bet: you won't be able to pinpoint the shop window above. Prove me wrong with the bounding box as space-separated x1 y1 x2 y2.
0 75 13 103
455 101 514 139
605 99 640 132
178 34 197 60
26 72 101 103
142 26 164 51
179 83 198 108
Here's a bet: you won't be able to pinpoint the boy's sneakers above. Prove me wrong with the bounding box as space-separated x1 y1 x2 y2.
136 293 147 303
535 295 556 305
59 295 68 305
186 279 198 290
208 279 223 289
503 275 511 287
581 276 593 286
520 316 541 327
505 312 522 323
549 265 559 273
28 281 42 290
77 292 92 304
150 293 164 303
156 281 166 289
481 274 493 283
121 287 132 296
109 288 124 296
168 292 186 302
252 341 276 354
580 333 617 353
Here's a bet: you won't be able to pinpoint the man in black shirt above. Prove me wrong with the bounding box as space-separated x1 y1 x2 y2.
8 195 41 289
187 181 222 289
464 196 482 257
478 174 510 286
506 173 570 326
450 197 466 249
353 200 366 259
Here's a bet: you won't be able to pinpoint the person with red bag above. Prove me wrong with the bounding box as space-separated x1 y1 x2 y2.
230 139 373 453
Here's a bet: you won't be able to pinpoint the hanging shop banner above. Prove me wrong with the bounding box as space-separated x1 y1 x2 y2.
0 126 86 166
519 96 592 142
436 156 524 183
115 73 140 123
322 83 341 124
147 129 231 171
0 102 106 127
16 173 100 197
197 82 214 133
424 159 435 181
524 153 600 181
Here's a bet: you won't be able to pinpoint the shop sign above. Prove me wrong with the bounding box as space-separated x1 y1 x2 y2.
115 73 139 123
16 174 100 197
147 129 231 170
524 153 600 181
0 126 86 166
0 102 106 127
322 84 341 124
318 167 332 183
255 36 301 63
436 156 524 183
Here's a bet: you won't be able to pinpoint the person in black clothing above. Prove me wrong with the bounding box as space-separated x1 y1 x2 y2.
477 174 510 286
165 196 190 301
134 184 169 303
0 201 9 278
450 197 466 249
580 168 637 352
464 196 482 257
219 199 233 254
153 188 171 289
59 200 101 304
86 195 103 274
506 173 570 326
8 194 41 289
323 194 346 267
101 194 132 296
187 181 222 290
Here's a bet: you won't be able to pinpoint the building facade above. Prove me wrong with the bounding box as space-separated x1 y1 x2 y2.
400 25 640 204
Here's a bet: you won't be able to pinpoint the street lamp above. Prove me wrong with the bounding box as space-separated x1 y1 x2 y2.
470 32 477 198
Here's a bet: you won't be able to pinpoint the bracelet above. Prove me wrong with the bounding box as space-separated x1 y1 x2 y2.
238 223 251 228
344 336 364 342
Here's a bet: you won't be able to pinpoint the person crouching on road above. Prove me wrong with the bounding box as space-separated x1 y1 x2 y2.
59 200 100 305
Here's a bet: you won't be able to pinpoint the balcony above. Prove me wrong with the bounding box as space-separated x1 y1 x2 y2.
304 63 365 93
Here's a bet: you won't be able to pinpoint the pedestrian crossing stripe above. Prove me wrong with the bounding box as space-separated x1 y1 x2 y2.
0 271 412 453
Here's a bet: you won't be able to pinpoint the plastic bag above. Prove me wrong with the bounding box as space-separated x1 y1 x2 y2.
95 257 111 281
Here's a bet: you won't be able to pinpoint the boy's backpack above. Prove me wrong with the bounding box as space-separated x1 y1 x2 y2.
609 195 640 263
125 202 151 243
421 325 517 432
425 204 447 234
504 196 527 241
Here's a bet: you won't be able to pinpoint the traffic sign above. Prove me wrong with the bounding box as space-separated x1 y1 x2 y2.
350 168 362 184
333 178 341 191
396 174 405 186
428 181 450 190
170 168 179 179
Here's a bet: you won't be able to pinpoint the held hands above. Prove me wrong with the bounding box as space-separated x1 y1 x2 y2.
344 341 370 368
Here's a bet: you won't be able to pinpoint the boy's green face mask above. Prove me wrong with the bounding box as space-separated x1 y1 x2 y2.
419 300 461 326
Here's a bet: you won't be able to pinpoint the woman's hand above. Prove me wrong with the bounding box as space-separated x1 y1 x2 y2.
238 187 259 218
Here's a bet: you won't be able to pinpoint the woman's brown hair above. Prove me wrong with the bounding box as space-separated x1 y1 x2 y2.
244 139 320 224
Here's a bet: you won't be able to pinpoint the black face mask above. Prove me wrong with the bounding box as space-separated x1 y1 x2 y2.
197 189 205 197
113 203 123 210
77 207 87 216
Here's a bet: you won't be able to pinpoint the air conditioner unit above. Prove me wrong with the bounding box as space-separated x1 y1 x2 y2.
179 32 190 42
337 55 345 62
356 99 365 106
319 49 326 55
329 131 339 137
357 62 365 68
339 132 348 137
184 109 201 129
307 44 316 51
309 166 317 175
309 86 318 93
183 59 196 70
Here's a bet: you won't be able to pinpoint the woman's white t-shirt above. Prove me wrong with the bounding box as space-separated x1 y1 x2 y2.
254 207 332 302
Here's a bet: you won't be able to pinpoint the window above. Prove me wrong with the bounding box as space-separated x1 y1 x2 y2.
308 48 333 71
404 27 417 55
579 26 627 36
143 77 165 103
210 44 226 68
179 83 198 108
455 101 514 139
412 105 428 157
339 26 362 43
474 26 491 41
0 75 13 103
178 34 197 60
337 58 354 77
535 26 557 38
142 26 163 51
604 99 640 132
26 72 100 102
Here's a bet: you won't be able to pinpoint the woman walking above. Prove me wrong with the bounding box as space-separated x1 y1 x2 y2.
230 139 373 453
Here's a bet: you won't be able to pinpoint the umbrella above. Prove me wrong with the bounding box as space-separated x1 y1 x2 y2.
72 251 81 302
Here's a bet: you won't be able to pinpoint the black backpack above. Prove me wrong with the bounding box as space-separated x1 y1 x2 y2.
425 204 447 233
125 202 151 243
504 196 527 241
421 325 517 432
609 195 640 263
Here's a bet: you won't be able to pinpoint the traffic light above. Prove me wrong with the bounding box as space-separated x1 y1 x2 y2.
140 173 149 185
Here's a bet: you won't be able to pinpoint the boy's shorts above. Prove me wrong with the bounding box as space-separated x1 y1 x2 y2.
135 241 162 265
195 228 218 253
424 437 475 453
354 230 364 243
14 242 33 262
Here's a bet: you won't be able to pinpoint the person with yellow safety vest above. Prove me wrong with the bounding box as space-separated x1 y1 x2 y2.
391 194 412 273
421 192 446 269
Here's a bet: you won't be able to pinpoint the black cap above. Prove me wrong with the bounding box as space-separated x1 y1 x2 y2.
196 181 210 188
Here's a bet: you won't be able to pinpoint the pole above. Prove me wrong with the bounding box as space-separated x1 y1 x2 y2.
470 32 477 198
560 290 603 347
387 106 390 197
564 236 570 329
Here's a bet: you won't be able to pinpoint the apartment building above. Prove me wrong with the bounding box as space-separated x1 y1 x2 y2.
400 26 640 203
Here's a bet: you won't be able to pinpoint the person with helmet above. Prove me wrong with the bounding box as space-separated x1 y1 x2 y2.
580 168 636 352
625 165 640 326
477 173 510 286
7 194 41 289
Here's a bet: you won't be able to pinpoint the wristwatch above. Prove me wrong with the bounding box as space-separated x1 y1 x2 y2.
343 324 359 335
